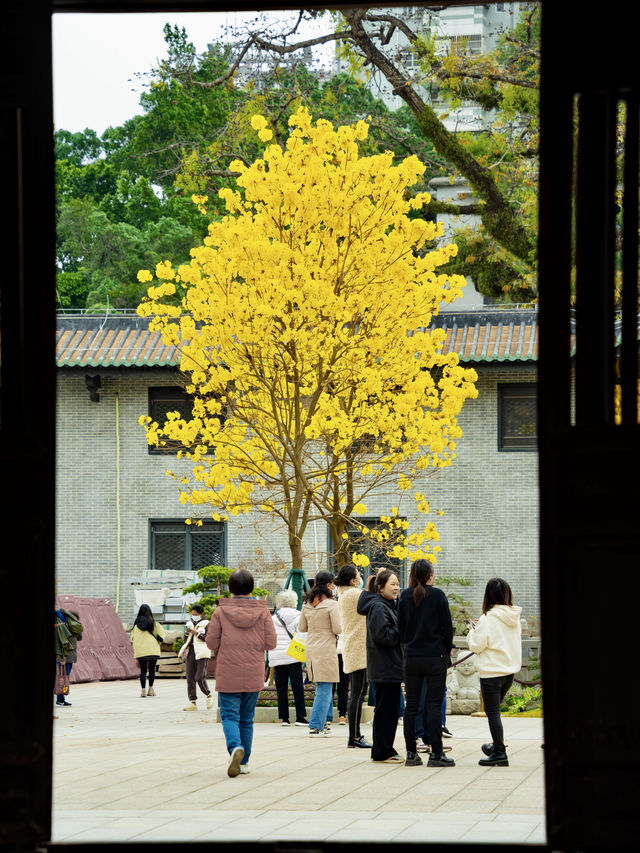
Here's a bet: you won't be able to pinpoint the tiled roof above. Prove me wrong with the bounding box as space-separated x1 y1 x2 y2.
56 309 540 368
430 310 539 363
57 315 179 367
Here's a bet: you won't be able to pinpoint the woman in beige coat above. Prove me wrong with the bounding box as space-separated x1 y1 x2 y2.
299 570 342 737
335 564 372 750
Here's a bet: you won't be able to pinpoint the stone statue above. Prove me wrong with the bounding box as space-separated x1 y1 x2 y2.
447 650 481 714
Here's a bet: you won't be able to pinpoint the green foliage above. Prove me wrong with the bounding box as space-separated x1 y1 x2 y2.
501 685 543 715
438 575 475 635
182 564 269 616
56 197 197 310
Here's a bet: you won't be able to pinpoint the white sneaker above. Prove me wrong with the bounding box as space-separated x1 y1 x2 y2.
309 728 327 737
184 701 197 711
206 695 214 710
227 746 245 777
240 764 250 774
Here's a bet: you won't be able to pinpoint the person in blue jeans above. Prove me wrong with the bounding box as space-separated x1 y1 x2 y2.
298 571 342 736
206 569 277 777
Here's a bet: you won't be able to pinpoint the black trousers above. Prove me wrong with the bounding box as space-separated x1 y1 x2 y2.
347 667 368 740
273 662 307 722
332 653 350 717
403 656 448 757
185 648 211 700
371 681 401 760
480 674 514 753
138 657 158 688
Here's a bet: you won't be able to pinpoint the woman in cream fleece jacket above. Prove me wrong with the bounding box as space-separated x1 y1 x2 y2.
335 565 371 750
467 578 522 767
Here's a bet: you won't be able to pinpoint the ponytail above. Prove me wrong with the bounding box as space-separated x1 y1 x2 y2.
409 559 435 607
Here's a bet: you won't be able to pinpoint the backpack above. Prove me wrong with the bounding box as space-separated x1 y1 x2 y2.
61 609 83 638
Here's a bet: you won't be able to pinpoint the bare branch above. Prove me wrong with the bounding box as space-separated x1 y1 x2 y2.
182 37 257 89
251 29 352 57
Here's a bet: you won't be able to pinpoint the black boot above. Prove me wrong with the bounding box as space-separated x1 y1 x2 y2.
348 735 372 748
479 752 509 767
481 742 494 756
427 753 455 767
405 751 423 766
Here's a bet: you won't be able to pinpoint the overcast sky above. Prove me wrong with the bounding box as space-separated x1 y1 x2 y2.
52 11 328 135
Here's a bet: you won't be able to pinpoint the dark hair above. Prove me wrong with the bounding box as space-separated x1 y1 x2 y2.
135 604 155 633
305 570 334 605
228 569 254 596
334 564 358 587
409 559 435 606
190 603 204 614
375 569 397 595
482 578 514 614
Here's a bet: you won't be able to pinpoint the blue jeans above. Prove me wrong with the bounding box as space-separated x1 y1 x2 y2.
218 691 259 764
309 682 333 730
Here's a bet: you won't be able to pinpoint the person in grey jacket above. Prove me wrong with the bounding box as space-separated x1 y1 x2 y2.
270 589 308 726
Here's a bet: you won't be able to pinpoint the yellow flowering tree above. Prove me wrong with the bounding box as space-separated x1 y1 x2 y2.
137 108 478 572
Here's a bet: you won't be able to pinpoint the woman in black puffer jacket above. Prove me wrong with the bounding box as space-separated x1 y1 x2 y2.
356 570 403 763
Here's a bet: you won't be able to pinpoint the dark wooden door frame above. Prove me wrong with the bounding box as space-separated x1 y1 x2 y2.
2 0 638 849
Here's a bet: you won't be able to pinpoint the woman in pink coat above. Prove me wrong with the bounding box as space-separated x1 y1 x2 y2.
206 569 277 777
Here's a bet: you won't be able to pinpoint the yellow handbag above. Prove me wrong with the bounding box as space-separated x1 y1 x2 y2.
287 633 306 663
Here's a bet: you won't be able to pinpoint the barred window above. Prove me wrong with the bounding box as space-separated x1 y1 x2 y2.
147 386 193 455
445 34 483 56
329 517 407 587
150 520 226 572
147 386 225 455
498 383 537 451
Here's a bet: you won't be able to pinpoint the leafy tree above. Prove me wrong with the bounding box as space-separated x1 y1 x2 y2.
137 109 478 573
57 199 197 310
207 6 542 301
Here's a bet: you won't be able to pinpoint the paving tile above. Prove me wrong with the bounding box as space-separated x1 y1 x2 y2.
52 683 545 844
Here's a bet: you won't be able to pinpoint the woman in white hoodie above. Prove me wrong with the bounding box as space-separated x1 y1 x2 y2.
467 578 522 767
270 589 309 726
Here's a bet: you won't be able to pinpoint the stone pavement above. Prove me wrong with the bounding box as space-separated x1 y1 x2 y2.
52 679 546 845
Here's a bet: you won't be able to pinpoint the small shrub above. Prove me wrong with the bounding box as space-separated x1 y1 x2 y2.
183 564 270 616
439 575 475 634
501 685 543 714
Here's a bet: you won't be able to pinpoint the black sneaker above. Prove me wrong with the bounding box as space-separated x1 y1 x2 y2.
479 752 509 767
281 720 291 726
442 726 453 738
294 718 309 726
56 699 72 707
428 753 455 767
405 751 423 766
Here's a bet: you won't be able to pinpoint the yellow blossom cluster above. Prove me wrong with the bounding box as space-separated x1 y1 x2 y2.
137 108 478 566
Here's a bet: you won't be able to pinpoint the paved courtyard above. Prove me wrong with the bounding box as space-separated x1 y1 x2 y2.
53 679 546 845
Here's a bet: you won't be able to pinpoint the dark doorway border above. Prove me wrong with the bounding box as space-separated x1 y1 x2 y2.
2 1 639 850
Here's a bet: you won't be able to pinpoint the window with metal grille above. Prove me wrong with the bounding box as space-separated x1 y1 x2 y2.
147 386 225 455
147 386 193 455
328 517 407 587
498 383 538 451
445 34 483 56
150 520 226 571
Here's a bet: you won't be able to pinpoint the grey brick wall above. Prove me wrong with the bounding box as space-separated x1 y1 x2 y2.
56 364 539 624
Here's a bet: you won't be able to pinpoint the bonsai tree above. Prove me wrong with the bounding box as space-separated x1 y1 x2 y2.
182 564 270 616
